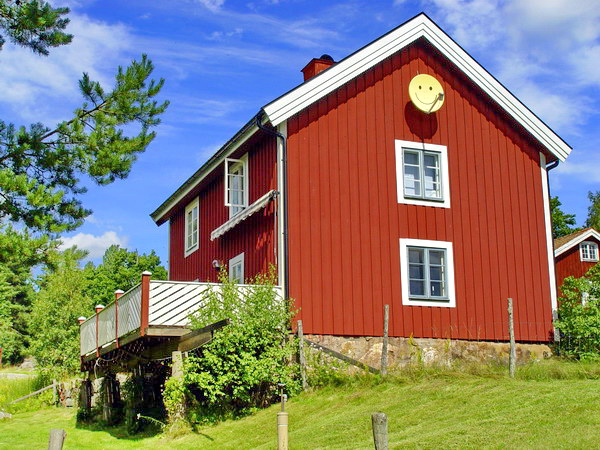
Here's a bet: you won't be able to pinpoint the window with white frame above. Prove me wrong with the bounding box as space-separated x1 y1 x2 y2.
229 252 245 283
225 154 249 218
399 239 456 307
184 198 199 256
395 140 450 208
580 241 599 262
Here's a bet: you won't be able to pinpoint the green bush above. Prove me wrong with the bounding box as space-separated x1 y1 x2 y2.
555 264 600 360
179 268 300 424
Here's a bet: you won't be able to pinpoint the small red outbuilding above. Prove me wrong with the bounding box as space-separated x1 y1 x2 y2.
554 228 600 291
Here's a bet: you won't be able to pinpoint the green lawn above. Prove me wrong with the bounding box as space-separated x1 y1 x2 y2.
1 363 599 449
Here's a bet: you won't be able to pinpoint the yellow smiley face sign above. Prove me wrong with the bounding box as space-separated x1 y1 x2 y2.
408 74 445 114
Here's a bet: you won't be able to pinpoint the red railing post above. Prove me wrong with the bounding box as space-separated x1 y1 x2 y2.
140 271 152 336
115 290 124 347
95 304 104 356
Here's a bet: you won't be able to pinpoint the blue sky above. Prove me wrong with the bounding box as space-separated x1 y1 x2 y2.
1 0 599 265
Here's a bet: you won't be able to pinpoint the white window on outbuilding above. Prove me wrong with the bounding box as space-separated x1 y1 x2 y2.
395 140 450 208
184 198 199 257
225 154 249 218
229 252 245 284
399 238 456 307
580 241 599 262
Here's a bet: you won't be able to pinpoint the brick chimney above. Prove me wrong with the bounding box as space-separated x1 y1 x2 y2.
301 54 335 81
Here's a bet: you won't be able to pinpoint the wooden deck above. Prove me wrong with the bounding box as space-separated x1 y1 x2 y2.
79 273 283 364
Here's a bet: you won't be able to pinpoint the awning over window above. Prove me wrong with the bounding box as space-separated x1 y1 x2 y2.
210 190 277 241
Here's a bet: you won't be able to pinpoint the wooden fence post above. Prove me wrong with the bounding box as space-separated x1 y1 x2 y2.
381 305 389 375
297 320 307 390
48 429 66 450
52 379 58 405
371 412 388 450
508 298 516 378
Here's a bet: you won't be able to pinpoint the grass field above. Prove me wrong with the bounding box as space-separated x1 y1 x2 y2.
0 361 599 449
0 375 37 405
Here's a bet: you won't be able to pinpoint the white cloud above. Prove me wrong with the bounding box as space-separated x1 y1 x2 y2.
59 231 128 259
0 13 132 125
421 0 600 134
554 147 600 184
207 27 244 41
196 0 226 12
167 95 246 125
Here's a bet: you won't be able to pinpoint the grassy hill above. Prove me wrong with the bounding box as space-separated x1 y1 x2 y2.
1 362 599 449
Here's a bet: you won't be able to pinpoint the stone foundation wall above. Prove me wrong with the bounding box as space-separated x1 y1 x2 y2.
304 335 552 369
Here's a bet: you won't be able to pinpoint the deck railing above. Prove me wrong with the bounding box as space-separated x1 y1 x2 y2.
79 273 283 357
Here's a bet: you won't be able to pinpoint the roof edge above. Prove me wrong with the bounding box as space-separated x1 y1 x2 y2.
150 112 263 225
262 12 571 162
555 228 600 257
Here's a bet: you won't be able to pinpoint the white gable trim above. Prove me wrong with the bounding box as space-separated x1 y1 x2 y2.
555 228 600 258
263 14 571 162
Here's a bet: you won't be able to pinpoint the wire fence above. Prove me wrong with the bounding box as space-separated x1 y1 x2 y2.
553 334 600 358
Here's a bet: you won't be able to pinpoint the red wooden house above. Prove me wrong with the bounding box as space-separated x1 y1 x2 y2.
147 13 572 344
555 228 600 290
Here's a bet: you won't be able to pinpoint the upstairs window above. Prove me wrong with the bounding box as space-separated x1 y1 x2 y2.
184 198 199 256
399 239 456 307
229 252 245 283
580 241 599 262
225 155 249 218
395 141 450 208
403 149 442 200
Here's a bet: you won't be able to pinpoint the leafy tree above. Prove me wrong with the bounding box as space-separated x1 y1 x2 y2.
550 196 579 239
83 245 168 306
585 190 600 231
170 269 299 425
0 264 24 364
555 264 600 360
29 248 90 376
0 226 54 362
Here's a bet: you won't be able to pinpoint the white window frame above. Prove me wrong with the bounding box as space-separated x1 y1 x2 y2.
225 154 249 219
184 198 199 257
399 238 456 307
395 140 450 208
580 241 599 262
229 252 245 283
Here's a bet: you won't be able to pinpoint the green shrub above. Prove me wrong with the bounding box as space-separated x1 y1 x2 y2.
181 268 300 424
555 264 600 360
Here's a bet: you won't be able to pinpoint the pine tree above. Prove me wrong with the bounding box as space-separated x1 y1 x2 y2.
0 1 169 233
0 0 72 55
0 1 169 362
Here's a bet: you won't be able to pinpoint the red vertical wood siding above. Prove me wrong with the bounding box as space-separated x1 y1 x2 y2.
555 236 600 291
169 136 277 282
286 40 554 342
